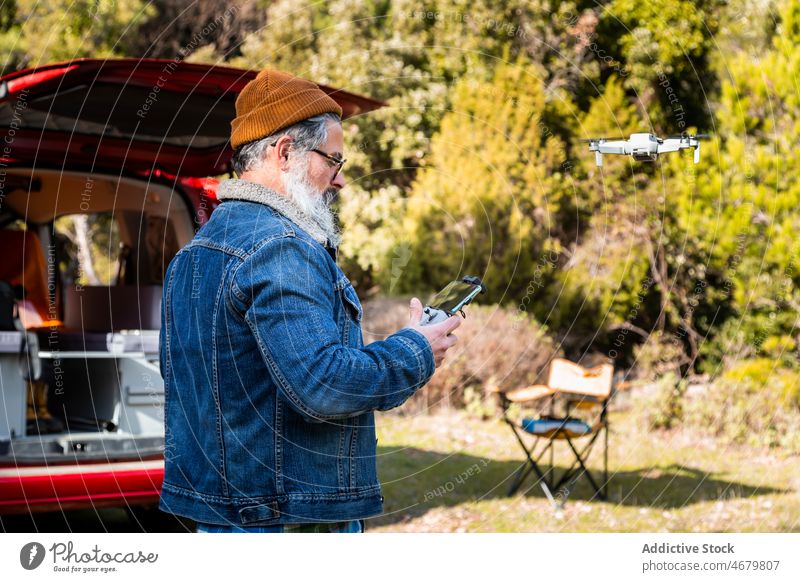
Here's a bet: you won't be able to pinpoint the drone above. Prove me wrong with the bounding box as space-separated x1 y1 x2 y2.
586 133 709 166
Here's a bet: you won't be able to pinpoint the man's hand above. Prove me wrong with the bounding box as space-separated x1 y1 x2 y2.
404 297 461 367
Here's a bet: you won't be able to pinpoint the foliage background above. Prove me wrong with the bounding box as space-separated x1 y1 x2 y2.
4 0 799 448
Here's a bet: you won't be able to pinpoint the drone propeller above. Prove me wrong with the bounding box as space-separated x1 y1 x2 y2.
666 133 711 140
581 137 625 142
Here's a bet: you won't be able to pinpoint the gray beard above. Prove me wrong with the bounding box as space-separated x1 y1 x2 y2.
282 161 340 247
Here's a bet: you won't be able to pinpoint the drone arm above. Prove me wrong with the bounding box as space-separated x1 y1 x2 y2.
656 140 683 154
597 143 628 155
656 139 701 163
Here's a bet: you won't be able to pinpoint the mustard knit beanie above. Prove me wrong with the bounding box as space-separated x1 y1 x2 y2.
231 68 342 149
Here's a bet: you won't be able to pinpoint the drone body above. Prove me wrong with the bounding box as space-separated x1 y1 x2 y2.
587 133 707 166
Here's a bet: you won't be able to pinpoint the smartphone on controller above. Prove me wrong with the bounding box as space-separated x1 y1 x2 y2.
419 276 486 325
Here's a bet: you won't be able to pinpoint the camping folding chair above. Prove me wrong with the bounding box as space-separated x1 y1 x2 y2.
491 358 616 501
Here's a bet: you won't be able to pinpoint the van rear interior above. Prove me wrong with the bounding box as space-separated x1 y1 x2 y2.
0 168 195 465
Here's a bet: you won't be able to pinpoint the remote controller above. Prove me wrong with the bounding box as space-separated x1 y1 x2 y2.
419 276 486 326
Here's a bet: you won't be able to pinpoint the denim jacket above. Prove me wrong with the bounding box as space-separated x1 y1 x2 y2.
158 179 435 526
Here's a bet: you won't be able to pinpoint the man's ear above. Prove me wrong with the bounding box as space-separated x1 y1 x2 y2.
275 136 292 171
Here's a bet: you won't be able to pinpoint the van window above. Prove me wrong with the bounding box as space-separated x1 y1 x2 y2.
53 213 121 286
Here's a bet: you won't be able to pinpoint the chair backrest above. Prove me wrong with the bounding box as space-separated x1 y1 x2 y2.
547 358 614 398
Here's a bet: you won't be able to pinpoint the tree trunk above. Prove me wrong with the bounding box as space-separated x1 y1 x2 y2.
72 215 101 285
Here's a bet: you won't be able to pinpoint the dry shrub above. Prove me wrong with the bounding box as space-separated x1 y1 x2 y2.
361 298 558 413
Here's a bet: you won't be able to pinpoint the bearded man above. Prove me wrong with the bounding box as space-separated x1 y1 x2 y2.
158 69 460 533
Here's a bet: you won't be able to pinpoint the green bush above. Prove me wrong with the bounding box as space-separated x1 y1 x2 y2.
685 358 800 452
633 372 687 430
633 331 688 382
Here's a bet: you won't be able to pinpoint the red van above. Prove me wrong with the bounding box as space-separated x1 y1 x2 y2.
0 58 381 528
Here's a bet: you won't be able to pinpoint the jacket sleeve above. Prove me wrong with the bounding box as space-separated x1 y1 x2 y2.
229 235 435 422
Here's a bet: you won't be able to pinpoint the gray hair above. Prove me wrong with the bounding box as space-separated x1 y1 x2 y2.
231 112 341 175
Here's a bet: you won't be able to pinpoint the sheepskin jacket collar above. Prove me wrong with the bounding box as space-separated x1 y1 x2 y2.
215 178 339 248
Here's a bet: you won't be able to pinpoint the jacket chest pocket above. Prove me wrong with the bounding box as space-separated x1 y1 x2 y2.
335 276 363 347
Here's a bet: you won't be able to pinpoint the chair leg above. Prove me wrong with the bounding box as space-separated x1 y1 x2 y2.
551 429 597 485
599 405 610 501
508 462 533 496
553 426 608 501
563 434 605 500
506 419 550 496
604 421 609 500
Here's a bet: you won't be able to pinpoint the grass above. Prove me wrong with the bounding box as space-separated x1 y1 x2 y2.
369 409 800 532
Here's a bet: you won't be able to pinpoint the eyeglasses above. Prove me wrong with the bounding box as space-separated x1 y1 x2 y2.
310 148 346 180
268 141 346 179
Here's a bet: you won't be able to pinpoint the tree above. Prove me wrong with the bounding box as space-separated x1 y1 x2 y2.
542 75 655 354
131 0 265 60
396 56 571 303
658 0 800 372
594 0 723 132
6 0 152 68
